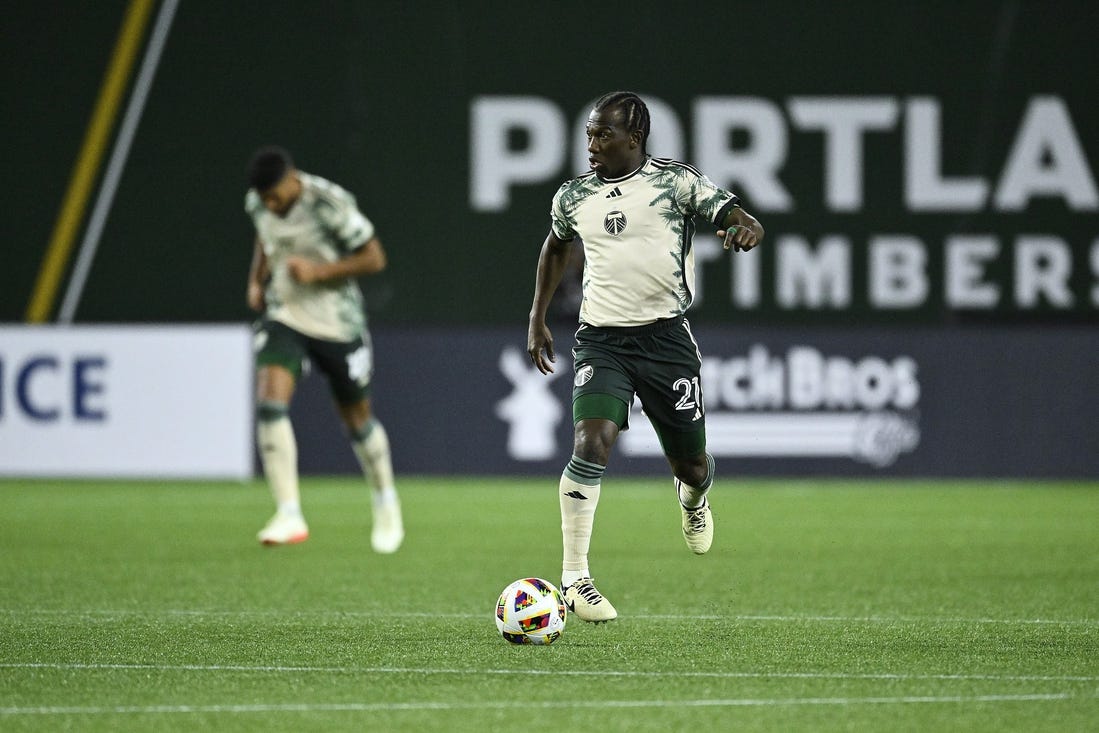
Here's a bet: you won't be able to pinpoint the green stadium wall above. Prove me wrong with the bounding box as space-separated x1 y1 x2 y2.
4 1 1098 327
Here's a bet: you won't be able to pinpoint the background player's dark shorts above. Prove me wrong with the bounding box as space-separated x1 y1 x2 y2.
571 315 706 434
253 318 373 405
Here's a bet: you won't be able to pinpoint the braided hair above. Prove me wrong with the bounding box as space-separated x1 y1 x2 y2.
593 91 651 151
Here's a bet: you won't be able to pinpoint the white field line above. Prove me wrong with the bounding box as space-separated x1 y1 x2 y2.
0 662 1096 683
0 693 1083 716
2 608 1095 627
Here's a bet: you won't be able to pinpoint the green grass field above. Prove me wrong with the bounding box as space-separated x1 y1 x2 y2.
1 477 1096 732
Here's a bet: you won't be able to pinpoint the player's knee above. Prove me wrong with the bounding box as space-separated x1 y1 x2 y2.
339 399 372 434
573 419 618 465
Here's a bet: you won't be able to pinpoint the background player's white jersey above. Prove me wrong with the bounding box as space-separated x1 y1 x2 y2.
246 172 375 341
550 157 738 327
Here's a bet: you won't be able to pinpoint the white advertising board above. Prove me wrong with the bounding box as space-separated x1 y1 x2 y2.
0 325 253 479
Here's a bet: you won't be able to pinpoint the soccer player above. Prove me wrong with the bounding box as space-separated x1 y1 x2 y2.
526 92 764 622
245 146 403 553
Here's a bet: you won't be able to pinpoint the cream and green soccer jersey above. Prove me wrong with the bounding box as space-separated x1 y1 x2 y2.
551 157 739 328
246 172 374 342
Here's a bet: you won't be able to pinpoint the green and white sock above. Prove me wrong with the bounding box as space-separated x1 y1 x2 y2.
256 402 301 517
561 455 604 588
352 418 396 498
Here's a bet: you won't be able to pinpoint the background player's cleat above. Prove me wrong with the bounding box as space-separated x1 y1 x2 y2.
257 513 309 546
371 498 404 554
564 577 617 623
681 499 713 554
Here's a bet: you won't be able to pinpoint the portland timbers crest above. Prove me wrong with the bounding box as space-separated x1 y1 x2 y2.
603 211 627 235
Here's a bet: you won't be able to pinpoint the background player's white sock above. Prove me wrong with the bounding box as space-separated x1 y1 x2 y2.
677 453 715 509
560 455 604 588
352 419 397 502
257 406 301 517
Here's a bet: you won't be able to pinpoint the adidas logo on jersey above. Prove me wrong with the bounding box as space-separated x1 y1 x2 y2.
605 186 622 198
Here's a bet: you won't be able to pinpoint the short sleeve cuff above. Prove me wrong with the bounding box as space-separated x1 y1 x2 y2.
712 196 741 226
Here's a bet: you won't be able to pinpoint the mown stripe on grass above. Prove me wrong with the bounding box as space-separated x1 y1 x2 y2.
2 608 1095 626
2 662 1096 683
0 693 1081 716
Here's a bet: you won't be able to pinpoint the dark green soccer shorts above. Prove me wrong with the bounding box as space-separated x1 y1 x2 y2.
571 315 706 458
253 318 373 404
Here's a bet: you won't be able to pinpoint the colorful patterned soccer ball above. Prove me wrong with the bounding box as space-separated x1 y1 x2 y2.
495 577 568 645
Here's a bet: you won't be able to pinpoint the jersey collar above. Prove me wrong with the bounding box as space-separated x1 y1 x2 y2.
598 156 649 184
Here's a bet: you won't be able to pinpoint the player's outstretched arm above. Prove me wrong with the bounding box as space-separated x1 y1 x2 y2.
527 231 573 375
718 206 765 252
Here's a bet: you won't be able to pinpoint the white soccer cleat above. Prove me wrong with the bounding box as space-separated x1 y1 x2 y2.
371 497 404 554
564 577 618 623
257 512 309 546
681 499 713 555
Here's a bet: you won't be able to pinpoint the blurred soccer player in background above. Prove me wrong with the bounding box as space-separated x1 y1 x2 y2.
245 146 403 552
527 91 764 621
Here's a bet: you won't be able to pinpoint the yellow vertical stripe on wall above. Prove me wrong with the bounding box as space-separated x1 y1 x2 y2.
25 0 155 323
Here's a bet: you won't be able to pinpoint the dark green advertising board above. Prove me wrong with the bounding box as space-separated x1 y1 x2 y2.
4 1 1097 326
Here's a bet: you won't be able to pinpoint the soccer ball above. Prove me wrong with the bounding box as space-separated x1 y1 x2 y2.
495 577 567 645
